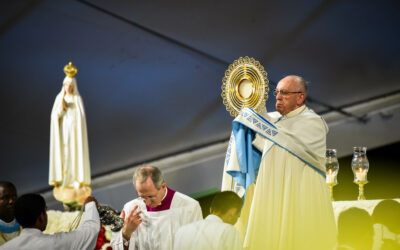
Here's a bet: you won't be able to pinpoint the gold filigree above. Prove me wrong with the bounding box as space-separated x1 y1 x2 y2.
63 62 78 78
221 56 269 117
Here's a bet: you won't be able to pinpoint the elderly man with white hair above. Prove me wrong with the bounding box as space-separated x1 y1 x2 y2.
222 75 337 250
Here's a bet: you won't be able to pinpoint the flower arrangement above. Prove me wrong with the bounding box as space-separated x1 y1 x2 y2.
94 225 112 250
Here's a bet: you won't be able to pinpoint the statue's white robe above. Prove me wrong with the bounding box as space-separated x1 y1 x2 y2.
49 78 90 187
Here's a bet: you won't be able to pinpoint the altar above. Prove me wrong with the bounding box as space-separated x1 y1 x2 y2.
332 198 400 250
332 198 400 222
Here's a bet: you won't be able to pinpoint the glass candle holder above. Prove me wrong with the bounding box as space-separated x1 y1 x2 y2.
351 146 369 200
326 149 339 201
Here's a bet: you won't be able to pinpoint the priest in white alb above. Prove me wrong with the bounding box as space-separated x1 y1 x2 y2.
174 191 243 250
1 194 100 250
111 166 203 250
222 75 337 249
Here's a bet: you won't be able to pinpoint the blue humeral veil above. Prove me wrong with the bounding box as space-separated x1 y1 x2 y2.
221 107 326 197
226 122 261 194
222 108 278 197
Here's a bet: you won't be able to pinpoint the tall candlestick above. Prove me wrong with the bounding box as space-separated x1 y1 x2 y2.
352 147 369 200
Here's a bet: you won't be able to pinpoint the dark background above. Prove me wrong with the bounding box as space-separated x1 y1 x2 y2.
1 1 399 204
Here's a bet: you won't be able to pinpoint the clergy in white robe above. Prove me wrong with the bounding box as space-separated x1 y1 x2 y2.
0 219 20 246
371 199 400 250
174 191 243 250
111 166 203 250
222 76 337 250
0 194 100 250
0 182 20 246
49 75 91 188
337 207 374 250
174 214 242 250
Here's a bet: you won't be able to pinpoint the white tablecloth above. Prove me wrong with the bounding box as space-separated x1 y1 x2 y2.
332 198 400 250
332 198 400 223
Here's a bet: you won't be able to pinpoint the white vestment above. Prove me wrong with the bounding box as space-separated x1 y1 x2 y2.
111 191 203 250
222 106 337 250
49 76 91 187
174 214 242 250
0 202 100 250
0 219 20 246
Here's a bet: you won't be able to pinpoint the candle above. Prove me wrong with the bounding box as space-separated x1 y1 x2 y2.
355 168 367 181
326 169 335 184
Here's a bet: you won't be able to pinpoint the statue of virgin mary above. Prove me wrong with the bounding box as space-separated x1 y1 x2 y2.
49 62 91 206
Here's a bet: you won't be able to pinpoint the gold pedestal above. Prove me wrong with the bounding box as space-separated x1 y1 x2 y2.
327 182 337 201
354 180 368 200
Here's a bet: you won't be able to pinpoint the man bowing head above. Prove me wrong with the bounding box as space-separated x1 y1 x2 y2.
111 166 203 250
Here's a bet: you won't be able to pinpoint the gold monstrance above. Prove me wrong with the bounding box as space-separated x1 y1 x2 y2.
221 56 269 117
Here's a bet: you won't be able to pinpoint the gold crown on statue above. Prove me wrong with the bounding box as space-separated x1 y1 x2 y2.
63 62 78 78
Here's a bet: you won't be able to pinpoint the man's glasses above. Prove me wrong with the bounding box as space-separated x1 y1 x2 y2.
273 89 303 96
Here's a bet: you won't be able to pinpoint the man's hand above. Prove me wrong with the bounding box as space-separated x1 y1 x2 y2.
121 205 142 240
84 196 99 208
